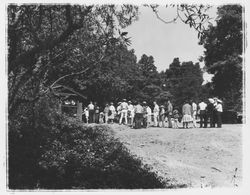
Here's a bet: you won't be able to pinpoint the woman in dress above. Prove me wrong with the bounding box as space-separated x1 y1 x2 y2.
153 101 159 127
159 105 166 128
182 100 193 128
146 105 152 127
109 102 116 124
104 103 110 124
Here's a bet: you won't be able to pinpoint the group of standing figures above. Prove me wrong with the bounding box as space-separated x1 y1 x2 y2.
83 97 223 129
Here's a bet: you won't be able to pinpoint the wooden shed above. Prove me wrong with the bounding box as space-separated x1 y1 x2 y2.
52 84 87 121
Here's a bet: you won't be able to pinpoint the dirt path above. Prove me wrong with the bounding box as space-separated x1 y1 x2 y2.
110 124 242 188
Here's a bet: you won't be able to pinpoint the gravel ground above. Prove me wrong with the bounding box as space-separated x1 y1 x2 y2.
110 124 242 188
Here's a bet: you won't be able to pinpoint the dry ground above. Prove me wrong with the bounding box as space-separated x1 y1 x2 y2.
110 124 242 188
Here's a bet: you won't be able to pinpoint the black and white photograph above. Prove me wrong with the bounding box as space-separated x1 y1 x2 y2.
2 0 250 193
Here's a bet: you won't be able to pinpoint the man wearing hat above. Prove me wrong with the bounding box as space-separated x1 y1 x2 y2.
119 99 128 125
213 97 220 126
215 99 223 128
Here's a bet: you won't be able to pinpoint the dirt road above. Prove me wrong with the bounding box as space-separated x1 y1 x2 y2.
110 124 242 188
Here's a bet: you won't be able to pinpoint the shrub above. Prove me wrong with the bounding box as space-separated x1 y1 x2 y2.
8 94 185 189
38 122 169 189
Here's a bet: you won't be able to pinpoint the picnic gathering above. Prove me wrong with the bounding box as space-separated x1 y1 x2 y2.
80 97 223 129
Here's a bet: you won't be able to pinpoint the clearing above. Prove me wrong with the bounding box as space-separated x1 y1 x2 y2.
110 124 242 188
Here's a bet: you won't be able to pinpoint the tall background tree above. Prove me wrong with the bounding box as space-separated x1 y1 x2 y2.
199 5 243 112
160 58 204 108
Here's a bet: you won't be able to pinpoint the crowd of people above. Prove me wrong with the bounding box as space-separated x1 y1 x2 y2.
82 97 223 129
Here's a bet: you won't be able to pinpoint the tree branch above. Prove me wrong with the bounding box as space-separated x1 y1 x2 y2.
150 5 179 24
48 53 106 90
8 5 93 74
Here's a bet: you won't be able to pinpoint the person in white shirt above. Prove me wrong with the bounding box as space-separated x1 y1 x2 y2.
198 100 207 128
191 100 198 128
84 107 89 124
153 101 159 127
119 99 128 125
127 101 134 126
88 101 94 123
146 105 152 127
215 99 223 128
116 102 121 118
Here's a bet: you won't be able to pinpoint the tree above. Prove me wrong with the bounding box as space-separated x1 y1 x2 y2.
138 54 157 75
8 4 139 188
199 5 243 111
163 58 204 108
81 44 140 105
147 4 212 38
8 4 139 118
136 54 166 104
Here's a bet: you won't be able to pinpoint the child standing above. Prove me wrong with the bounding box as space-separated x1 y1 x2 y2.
99 112 104 124
84 107 89 124
173 109 179 129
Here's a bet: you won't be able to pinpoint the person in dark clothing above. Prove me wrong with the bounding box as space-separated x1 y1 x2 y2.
134 101 143 129
94 106 100 123
166 100 173 128
142 101 148 128
207 98 215 128
93 102 98 123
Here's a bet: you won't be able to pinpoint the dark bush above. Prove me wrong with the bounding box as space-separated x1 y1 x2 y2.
8 95 183 189
222 110 238 124
37 123 169 189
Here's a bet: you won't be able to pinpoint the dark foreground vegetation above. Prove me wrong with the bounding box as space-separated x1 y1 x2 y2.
9 95 187 189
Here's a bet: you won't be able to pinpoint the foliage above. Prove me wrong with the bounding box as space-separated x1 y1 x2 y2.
199 5 243 111
8 94 183 189
8 4 139 118
80 44 140 104
161 58 204 108
146 4 212 38
38 123 170 189
8 93 62 188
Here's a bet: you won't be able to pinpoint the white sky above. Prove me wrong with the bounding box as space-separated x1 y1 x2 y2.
125 5 218 82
